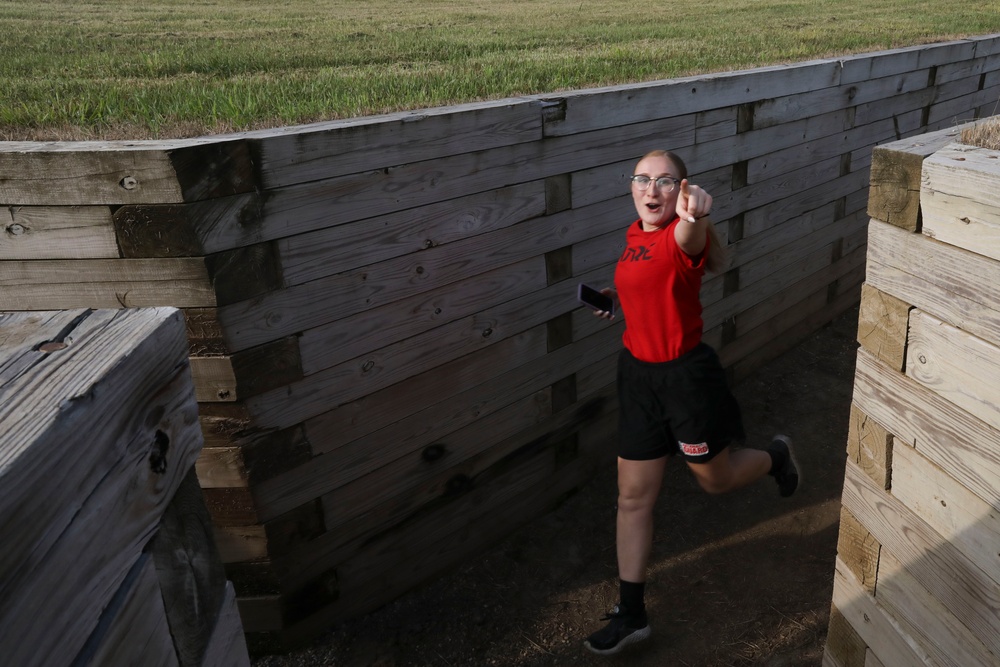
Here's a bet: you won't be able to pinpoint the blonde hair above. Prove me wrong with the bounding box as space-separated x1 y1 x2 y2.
639 150 728 274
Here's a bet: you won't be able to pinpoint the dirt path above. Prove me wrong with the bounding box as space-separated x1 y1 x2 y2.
253 305 860 667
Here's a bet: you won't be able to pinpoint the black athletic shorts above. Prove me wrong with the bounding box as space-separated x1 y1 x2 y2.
617 343 746 462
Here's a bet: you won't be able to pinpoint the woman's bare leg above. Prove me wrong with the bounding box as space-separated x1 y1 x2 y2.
616 456 668 582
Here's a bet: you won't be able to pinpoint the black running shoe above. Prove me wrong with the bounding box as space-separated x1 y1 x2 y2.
583 605 651 656
770 434 799 497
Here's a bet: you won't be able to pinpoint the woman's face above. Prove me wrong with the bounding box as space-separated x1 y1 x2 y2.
631 154 682 231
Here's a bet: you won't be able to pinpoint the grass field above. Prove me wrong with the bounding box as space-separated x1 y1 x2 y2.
1 0 998 140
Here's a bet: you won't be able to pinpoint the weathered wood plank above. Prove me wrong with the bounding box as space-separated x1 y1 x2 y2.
150 468 229 667
79 553 181 667
728 273 862 382
824 604 867 667
214 525 268 563
752 68 932 131
927 79 1000 127
0 258 216 309
743 168 870 238
875 547 998 667
836 505 881 596
0 257 209 285
746 115 896 185
198 581 252 667
857 283 910 372
229 335 304 398
838 39 977 84
0 205 118 259
905 309 1000 433
853 348 1000 511
891 442 1000 589
830 557 930 665
0 308 203 667
278 181 547 287
247 313 550 430
0 147 183 205
847 403 892 491
256 324 621 520
842 460 1000 657
921 142 1000 261
704 238 864 332
317 377 616 551
865 219 1000 346
189 356 238 403
318 389 554 544
115 118 690 256
543 60 843 136
867 126 967 230
296 256 546 375
853 87 936 128
195 446 248 489
864 649 887 667
271 433 598 646
737 208 867 288
217 197 622 352
717 156 845 232
248 98 545 188
286 383 615 593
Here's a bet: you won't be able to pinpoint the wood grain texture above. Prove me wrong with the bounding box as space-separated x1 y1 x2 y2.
853 348 1000 511
875 548 997 667
867 126 966 230
150 468 230 667
865 218 1000 346
0 147 183 205
921 142 1000 261
891 442 1000 589
905 309 1000 433
0 205 118 259
80 553 181 667
824 604 867 667
0 258 216 309
199 581 252 667
249 98 545 188
857 283 910 372
0 308 203 667
831 558 930 666
842 460 1000 657
847 403 893 490
836 505 881 595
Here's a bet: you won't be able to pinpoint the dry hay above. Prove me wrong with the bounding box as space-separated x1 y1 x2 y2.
961 114 1000 150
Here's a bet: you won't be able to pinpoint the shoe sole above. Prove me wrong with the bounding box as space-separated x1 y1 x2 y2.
773 434 801 497
583 626 651 656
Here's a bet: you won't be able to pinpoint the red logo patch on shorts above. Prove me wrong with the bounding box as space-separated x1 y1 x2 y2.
679 441 709 456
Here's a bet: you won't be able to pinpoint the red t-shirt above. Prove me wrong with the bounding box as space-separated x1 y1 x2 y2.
614 217 706 362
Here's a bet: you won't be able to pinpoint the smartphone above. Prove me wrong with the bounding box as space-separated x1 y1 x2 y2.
578 283 614 315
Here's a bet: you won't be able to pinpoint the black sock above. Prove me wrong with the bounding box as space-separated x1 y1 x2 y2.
767 444 787 476
619 579 645 616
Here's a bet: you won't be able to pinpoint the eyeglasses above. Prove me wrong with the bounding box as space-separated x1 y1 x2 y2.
630 175 681 192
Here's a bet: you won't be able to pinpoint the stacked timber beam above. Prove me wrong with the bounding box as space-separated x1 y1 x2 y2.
0 35 998 650
0 308 250 667
824 123 1000 665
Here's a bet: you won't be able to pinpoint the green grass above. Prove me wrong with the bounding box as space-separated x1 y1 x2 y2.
1 0 998 140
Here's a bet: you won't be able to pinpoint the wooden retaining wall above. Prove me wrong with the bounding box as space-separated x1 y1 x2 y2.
0 308 250 667
824 127 1000 665
0 35 998 649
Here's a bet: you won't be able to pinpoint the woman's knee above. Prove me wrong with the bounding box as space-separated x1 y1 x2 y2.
617 479 660 513
616 457 667 512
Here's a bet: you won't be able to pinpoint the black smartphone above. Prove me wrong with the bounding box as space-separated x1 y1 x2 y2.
578 283 614 315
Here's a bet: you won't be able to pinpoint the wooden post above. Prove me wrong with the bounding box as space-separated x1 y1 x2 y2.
0 308 250 667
